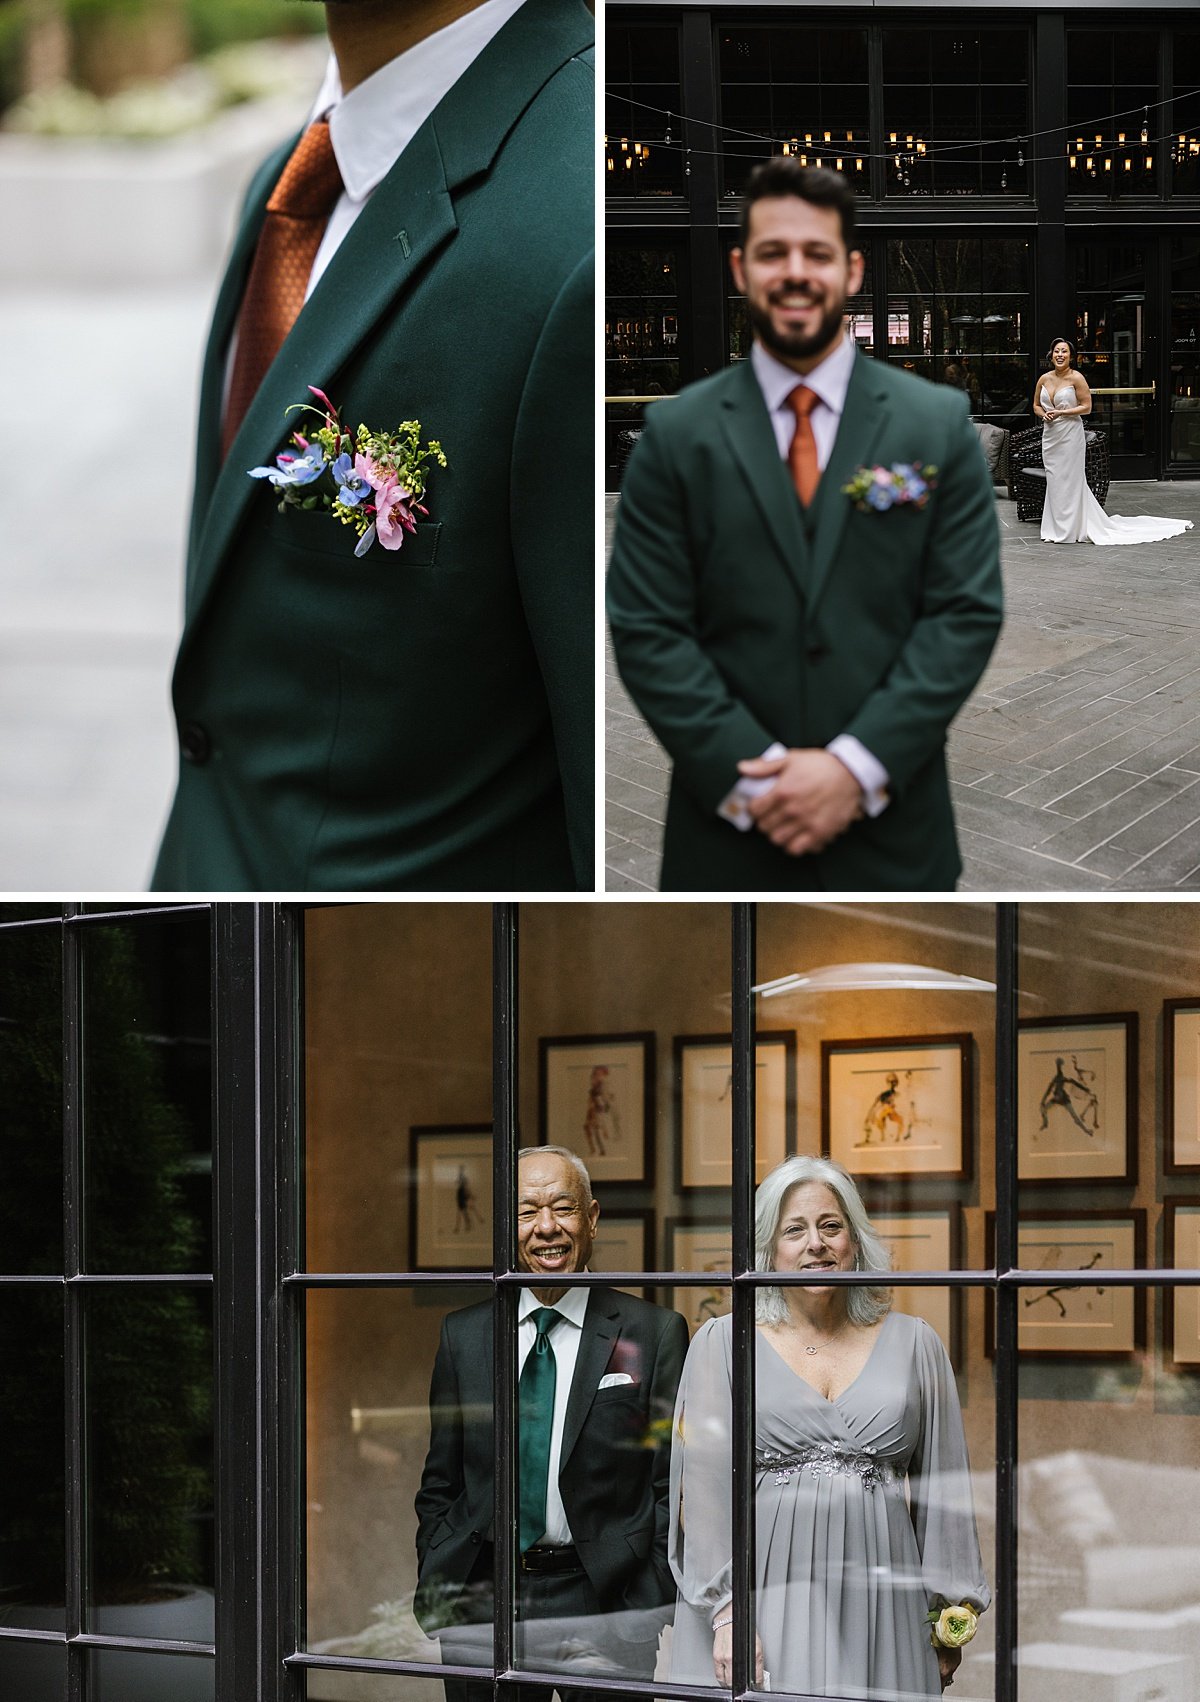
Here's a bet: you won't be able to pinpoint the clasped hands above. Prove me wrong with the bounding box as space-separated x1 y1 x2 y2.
737 748 864 857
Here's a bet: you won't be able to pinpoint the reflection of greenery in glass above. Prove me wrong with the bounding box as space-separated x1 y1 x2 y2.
0 922 213 1606
89 1290 213 1599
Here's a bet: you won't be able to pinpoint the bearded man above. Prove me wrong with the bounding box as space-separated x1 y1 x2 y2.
607 159 1003 892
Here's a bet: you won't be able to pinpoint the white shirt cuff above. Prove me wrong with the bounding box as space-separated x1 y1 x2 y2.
827 734 890 817
716 742 788 832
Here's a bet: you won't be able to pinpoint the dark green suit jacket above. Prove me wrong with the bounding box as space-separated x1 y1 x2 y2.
606 351 1003 891
153 0 593 892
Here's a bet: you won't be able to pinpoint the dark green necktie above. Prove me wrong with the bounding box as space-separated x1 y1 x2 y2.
518 1306 562 1552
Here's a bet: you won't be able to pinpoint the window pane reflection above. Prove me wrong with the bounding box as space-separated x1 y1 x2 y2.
306 1676 445 1702
0 1641 68 1694
519 903 731 1274
82 917 212 1275
304 905 492 1274
1018 903 1200 1253
305 1286 492 1666
1016 1290 1200 1702
0 924 63 1275
87 1648 215 1701
85 1289 214 1640
757 902 996 1262
507 1276 686 1689
0 1289 65 1630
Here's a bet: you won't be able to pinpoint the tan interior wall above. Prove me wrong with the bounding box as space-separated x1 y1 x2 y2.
303 901 1200 1670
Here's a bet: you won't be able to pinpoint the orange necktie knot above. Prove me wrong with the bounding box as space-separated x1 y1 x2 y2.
267 118 343 219
786 384 821 507
222 118 345 458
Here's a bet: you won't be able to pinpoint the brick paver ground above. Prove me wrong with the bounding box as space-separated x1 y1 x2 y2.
604 483 1200 893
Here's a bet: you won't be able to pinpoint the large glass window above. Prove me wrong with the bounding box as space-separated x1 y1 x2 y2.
886 237 1032 425
1072 239 1153 461
1172 31 1200 196
1066 29 1160 198
882 28 1029 198
606 22 684 198
717 26 869 197
1170 234 1200 466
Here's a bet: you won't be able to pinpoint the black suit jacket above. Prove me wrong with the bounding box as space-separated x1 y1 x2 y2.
414 1289 688 1633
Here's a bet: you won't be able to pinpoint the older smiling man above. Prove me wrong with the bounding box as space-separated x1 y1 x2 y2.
414 1147 688 1702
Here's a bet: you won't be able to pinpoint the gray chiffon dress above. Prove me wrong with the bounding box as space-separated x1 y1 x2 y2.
667 1311 990 1701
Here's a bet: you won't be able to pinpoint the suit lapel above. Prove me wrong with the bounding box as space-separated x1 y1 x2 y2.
804 349 891 617
185 0 594 624
719 360 809 598
560 1292 617 1470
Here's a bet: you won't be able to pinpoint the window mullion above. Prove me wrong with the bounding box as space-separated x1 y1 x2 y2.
493 902 518 1690
731 903 756 1700
62 909 85 1700
994 902 1019 1702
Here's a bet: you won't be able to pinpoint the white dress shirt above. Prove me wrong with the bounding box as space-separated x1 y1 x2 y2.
717 333 891 831
224 0 525 401
517 1284 590 1547
305 0 527 296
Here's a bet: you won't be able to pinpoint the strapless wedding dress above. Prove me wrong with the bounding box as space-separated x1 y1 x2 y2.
1040 383 1193 545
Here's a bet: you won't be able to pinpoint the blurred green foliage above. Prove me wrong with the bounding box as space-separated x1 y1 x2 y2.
0 0 324 115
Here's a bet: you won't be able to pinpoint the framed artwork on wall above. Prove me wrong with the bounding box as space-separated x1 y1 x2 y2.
1163 999 1200 1174
868 1203 962 1367
673 1030 799 1192
409 1124 492 1272
985 1210 1145 1358
593 1210 655 1301
664 1218 731 1336
821 1034 972 1180
1016 1013 1137 1185
536 1032 655 1185
1164 1199 1200 1370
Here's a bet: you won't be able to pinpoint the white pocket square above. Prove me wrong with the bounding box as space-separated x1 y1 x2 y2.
598 1372 635 1389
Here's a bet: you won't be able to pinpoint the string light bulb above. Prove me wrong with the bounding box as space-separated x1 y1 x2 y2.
1141 109 1149 144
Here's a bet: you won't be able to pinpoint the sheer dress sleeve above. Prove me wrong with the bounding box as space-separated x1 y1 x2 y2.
668 1315 734 1625
908 1318 991 1616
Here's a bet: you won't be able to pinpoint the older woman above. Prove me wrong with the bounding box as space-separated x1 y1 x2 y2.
668 1156 989 1699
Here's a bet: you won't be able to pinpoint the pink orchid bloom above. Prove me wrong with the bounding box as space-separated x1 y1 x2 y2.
374 479 419 550
355 451 386 492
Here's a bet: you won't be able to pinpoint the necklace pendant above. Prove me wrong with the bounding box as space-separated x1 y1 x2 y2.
804 1345 819 1356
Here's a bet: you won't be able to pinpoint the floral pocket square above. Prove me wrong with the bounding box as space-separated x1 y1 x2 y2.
842 462 937 512
249 386 446 558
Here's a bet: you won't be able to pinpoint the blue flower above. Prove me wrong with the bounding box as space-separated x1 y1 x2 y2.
354 523 378 558
331 451 371 508
248 445 327 487
866 482 893 511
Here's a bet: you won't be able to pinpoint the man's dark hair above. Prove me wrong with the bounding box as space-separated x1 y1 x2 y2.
738 159 858 249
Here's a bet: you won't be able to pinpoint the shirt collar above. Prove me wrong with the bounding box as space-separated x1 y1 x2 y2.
751 329 856 418
518 1284 590 1328
310 0 527 203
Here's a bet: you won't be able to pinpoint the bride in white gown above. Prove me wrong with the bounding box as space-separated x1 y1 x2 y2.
1034 338 1193 546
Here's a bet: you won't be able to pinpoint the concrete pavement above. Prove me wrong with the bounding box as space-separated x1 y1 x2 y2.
605 484 1200 892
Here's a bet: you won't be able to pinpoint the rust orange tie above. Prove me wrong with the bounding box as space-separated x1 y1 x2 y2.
786 384 821 507
222 118 344 459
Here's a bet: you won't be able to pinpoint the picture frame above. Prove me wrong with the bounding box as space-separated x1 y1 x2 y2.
593 1209 655 1302
673 1030 799 1193
409 1124 492 1272
664 1217 731 1335
537 1032 655 1185
1163 999 1200 1175
1164 1198 1200 1370
984 1210 1145 1358
821 1033 972 1180
1017 1013 1137 1185
867 1202 963 1367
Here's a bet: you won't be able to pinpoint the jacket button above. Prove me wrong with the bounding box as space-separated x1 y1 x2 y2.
806 644 829 663
469 1530 481 1545
180 721 212 764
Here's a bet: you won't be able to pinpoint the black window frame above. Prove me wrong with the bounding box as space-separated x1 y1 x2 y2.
8 900 1200 1701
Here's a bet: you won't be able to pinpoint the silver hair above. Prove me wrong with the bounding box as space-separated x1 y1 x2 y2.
754 1155 892 1326
519 1144 595 1202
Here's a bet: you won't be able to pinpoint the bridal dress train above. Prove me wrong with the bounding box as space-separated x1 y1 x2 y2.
667 1311 990 1702
1040 384 1194 545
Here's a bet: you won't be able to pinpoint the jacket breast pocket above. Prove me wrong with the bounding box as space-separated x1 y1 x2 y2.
266 506 446 570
